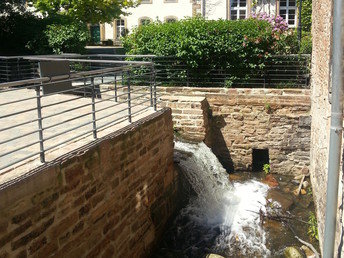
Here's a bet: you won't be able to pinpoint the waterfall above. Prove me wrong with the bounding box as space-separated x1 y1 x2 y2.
172 141 271 257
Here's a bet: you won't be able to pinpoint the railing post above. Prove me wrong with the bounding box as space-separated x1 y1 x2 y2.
153 67 157 111
150 66 154 107
35 85 45 163
127 70 132 123
91 77 97 139
114 73 118 102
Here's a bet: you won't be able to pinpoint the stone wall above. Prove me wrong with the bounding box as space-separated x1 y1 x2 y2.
0 108 177 257
160 95 209 142
158 87 311 175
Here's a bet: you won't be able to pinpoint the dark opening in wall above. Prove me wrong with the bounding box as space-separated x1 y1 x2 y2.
252 149 269 172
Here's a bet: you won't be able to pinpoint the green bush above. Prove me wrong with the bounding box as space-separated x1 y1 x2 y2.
123 17 280 83
300 33 312 54
0 11 51 55
45 21 90 54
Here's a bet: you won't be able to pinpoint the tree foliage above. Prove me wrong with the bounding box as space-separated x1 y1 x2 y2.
31 0 139 24
45 21 90 54
301 0 312 32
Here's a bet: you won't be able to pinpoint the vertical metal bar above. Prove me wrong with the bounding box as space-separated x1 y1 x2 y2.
298 0 303 49
323 0 343 256
5 59 10 82
150 66 154 107
91 77 97 139
35 85 45 163
114 73 118 102
127 70 132 123
83 77 87 97
153 66 157 111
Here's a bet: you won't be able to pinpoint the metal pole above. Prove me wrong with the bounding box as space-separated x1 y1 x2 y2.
150 66 154 107
114 73 118 102
91 77 97 139
127 71 132 123
202 0 206 17
153 67 157 111
35 85 45 163
298 0 302 49
323 0 343 256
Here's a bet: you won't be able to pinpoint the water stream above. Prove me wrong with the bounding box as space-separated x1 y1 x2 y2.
154 141 271 257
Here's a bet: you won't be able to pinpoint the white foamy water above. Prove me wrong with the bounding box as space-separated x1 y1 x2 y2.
174 141 270 257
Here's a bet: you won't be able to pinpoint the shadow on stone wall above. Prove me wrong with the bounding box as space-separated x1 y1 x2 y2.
205 111 234 173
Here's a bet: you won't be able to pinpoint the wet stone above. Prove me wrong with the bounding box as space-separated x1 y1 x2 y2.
268 189 294 211
284 246 303 258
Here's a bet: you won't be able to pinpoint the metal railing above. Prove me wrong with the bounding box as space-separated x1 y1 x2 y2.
0 58 158 173
60 54 310 88
0 54 311 88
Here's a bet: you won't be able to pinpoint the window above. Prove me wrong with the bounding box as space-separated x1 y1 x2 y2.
279 0 296 27
140 0 152 3
115 19 126 39
165 17 177 23
139 17 152 26
230 0 247 20
164 0 177 2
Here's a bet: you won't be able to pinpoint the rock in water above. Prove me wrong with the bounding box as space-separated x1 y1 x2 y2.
268 189 294 211
300 245 316 258
284 247 304 258
263 174 279 187
206 254 225 258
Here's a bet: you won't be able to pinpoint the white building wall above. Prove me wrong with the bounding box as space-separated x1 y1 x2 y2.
206 0 227 19
104 0 196 40
105 23 114 40
252 0 277 16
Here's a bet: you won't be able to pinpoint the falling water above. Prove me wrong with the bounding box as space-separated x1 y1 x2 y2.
163 141 271 257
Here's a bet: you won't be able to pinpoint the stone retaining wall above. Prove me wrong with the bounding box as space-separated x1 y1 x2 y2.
158 87 311 175
0 108 177 258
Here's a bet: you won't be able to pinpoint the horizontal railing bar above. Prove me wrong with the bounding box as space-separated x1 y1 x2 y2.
0 140 40 158
0 118 39 133
42 111 94 131
42 102 92 120
0 151 41 172
0 129 39 145
0 106 38 119
130 105 151 116
0 95 38 107
96 115 129 131
41 95 86 108
130 99 151 109
94 100 128 113
44 128 94 152
96 106 129 122
44 120 94 142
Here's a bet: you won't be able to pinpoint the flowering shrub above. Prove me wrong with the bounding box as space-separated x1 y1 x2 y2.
251 12 289 33
251 12 298 54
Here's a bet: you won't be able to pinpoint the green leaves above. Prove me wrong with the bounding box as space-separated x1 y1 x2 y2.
123 17 276 84
32 0 138 23
45 21 90 54
308 212 319 241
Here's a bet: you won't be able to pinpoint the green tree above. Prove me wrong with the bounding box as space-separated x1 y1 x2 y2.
31 0 139 24
301 0 312 32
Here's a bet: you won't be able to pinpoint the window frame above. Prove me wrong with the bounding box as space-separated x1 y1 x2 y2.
164 16 178 23
115 19 126 40
140 0 153 4
230 0 248 20
279 0 297 27
138 17 153 26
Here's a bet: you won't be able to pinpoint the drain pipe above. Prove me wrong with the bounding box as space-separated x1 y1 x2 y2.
323 0 343 256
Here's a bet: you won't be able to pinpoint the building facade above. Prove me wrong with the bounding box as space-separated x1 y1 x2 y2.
96 0 298 45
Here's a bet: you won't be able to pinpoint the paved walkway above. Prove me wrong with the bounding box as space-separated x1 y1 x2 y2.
0 88 154 184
